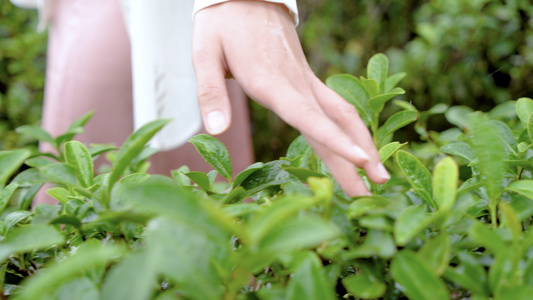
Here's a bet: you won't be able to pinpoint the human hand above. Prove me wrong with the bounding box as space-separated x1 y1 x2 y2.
192 1 390 196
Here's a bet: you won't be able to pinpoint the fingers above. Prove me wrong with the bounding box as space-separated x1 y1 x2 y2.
311 78 390 184
304 134 370 197
192 35 232 135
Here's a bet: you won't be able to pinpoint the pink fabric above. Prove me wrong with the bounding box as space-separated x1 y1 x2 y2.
39 0 253 185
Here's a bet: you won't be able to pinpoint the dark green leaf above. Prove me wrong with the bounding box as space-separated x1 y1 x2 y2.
443 252 490 297
40 163 78 186
489 248 518 294
189 134 232 181
342 270 386 299
3 210 32 232
491 120 518 157
343 230 396 259
232 162 264 188
468 221 507 255
286 135 310 160
391 250 449 300
240 161 291 195
281 166 326 181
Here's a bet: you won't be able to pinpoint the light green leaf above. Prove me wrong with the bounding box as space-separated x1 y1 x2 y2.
257 216 340 255
24 157 55 168
14 241 122 300
113 181 234 243
394 206 433 246
385 72 406 93
391 250 449 300
3 210 32 233
432 157 458 212
342 269 386 299
368 87 405 113
491 120 518 157
360 77 380 98
88 144 117 157
40 163 78 187
378 142 406 162
418 234 451 276
443 252 490 297
440 142 475 162
0 149 31 187
286 252 336 300
529 114 533 142
489 248 518 294
101 250 157 300
45 187 70 205
189 134 232 181
367 53 388 93
469 112 505 201
286 135 310 160
506 180 533 200
499 202 522 241
64 141 94 188
326 74 372 126
377 110 417 146
108 119 170 192
55 277 99 300
0 183 18 215
347 196 391 219
281 166 326 182
185 171 212 191
16 125 56 148
445 106 474 130
0 224 64 262
359 215 394 231
343 230 396 259
516 97 533 128
468 221 506 255
396 150 435 208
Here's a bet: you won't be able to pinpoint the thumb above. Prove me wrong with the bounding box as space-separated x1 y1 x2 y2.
192 46 232 135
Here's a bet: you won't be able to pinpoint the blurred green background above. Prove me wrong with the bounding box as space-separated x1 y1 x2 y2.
1 0 532 162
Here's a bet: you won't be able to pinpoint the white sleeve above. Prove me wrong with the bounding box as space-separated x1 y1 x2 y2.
193 0 299 26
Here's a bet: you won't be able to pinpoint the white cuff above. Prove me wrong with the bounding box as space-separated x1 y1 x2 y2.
193 0 299 26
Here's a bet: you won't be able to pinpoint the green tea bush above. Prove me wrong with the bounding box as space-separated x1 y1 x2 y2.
0 2 46 150
2 54 533 300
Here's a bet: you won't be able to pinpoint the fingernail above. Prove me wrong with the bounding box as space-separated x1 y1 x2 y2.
206 111 226 135
376 162 390 181
351 145 370 161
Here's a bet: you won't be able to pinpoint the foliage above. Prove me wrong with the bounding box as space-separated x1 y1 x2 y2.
2 54 533 299
0 2 47 150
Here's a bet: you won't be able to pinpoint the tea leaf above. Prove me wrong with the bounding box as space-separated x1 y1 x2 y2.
396 150 434 208
391 250 449 300
432 157 458 212
505 180 533 200
108 119 170 192
498 202 522 241
445 106 474 130
14 241 122 300
440 142 475 162
240 161 291 195
16 125 56 148
347 197 391 219
189 134 233 181
326 74 372 126
360 77 380 98
491 120 518 157
469 112 505 202
342 269 386 299
395 206 433 246
488 249 518 294
67 111 94 131
343 230 396 259
40 163 78 187
385 72 407 93
64 141 94 188
286 252 336 300
468 221 506 255
286 135 310 160
516 97 533 128
0 225 64 262
359 215 394 231
367 53 388 93
0 149 31 187
185 171 212 192
377 110 417 146
55 277 98 300
443 252 490 296
418 234 451 276
0 183 18 215
368 87 405 113
282 166 326 181
378 142 406 162
529 114 533 142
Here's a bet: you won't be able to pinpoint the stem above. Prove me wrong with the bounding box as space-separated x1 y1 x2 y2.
490 202 498 229
371 114 379 146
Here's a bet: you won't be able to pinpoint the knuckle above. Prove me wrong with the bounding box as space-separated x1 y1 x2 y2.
197 83 226 105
